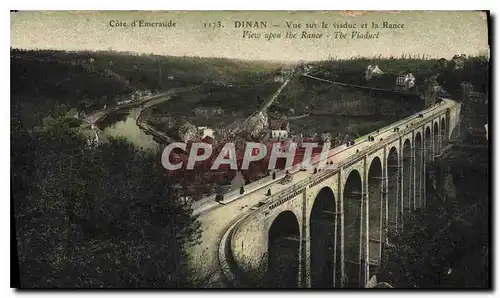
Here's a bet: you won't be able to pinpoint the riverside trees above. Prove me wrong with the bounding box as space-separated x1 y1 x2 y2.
12 114 202 288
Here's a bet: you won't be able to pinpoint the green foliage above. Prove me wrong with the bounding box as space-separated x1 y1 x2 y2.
12 116 202 288
12 48 279 95
380 165 489 288
11 56 132 113
11 49 281 127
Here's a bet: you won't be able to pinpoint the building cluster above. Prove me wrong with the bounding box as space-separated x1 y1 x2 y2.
117 89 152 105
197 126 214 139
364 64 416 91
268 119 290 139
165 109 339 199
193 106 225 117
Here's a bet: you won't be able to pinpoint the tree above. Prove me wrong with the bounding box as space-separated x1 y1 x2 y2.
12 116 202 288
379 161 489 289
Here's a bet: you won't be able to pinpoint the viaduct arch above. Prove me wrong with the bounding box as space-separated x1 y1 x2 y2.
268 211 301 288
344 170 363 287
309 187 340 287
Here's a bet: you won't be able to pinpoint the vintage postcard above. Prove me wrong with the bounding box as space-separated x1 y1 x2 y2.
11 10 490 289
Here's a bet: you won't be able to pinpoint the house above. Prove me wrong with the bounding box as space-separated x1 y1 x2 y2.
395 73 415 91
201 135 214 145
117 99 133 105
271 130 288 139
365 64 384 81
405 75 416 89
268 119 290 139
198 126 214 139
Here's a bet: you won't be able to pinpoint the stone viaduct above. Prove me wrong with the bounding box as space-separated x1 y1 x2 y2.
223 99 461 288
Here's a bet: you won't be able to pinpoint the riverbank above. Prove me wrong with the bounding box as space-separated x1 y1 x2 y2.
134 86 201 145
85 87 195 125
87 86 200 153
84 93 165 125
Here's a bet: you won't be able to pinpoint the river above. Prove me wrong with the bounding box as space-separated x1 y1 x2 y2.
97 107 161 153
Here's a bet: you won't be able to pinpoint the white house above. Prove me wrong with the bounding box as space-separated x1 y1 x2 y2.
396 73 415 90
117 99 133 105
405 73 416 89
198 126 214 139
271 130 288 139
269 119 289 139
365 64 384 81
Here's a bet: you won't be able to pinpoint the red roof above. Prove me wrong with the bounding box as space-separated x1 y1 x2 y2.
201 135 214 144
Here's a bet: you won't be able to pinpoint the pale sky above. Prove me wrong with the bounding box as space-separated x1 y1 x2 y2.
10 11 489 61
